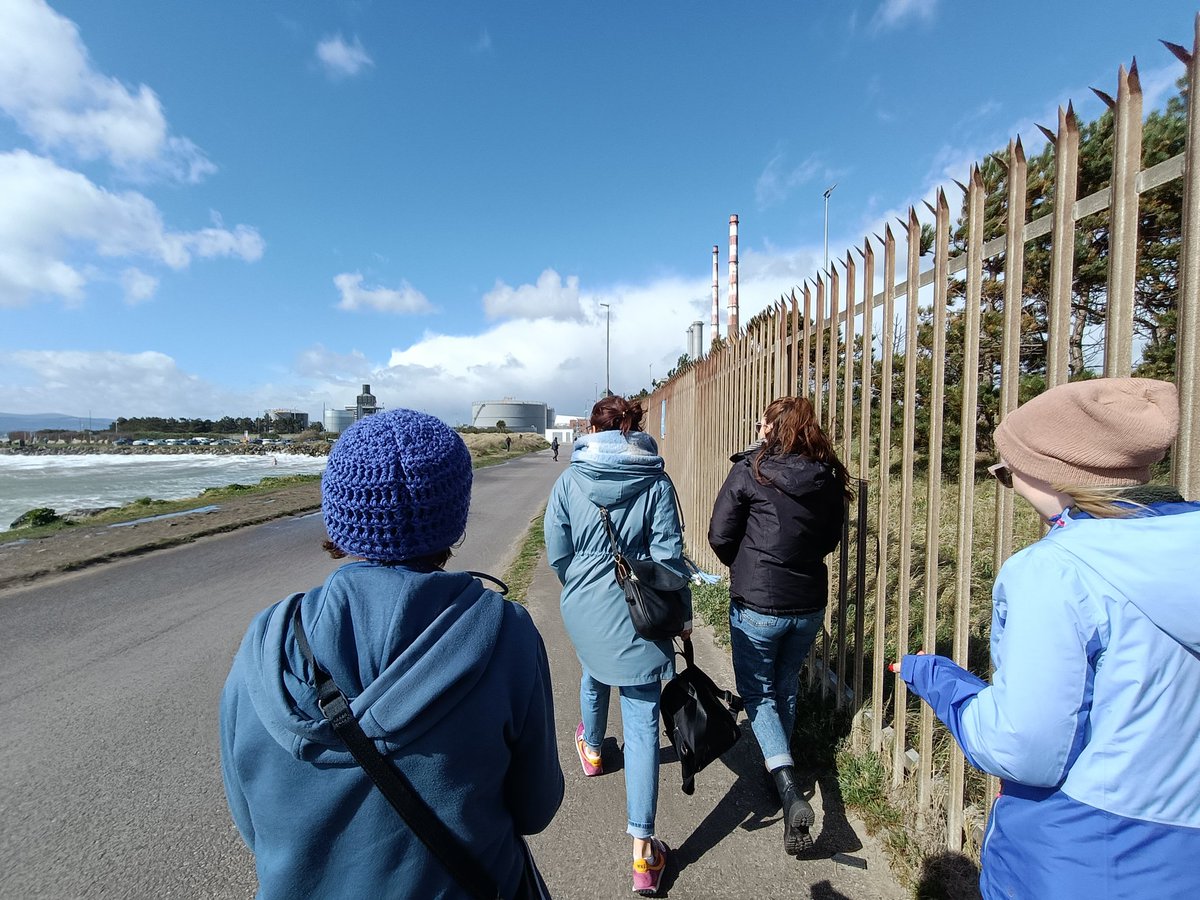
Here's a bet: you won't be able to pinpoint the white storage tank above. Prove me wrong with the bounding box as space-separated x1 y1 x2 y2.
470 400 549 432
324 408 355 435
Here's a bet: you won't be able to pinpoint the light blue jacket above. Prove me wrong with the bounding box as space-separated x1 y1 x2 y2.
220 562 563 899
901 502 1200 899
544 430 691 686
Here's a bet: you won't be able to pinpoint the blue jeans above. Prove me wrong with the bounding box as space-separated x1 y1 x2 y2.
729 603 822 771
579 673 661 838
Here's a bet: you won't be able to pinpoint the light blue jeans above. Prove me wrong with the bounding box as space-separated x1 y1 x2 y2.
579 673 661 838
729 603 822 771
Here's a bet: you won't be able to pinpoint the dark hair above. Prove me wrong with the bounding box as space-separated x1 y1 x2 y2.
322 539 453 570
590 395 644 436
753 396 851 497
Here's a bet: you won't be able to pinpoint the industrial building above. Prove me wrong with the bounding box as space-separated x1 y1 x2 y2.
470 400 554 433
323 384 383 435
266 409 309 430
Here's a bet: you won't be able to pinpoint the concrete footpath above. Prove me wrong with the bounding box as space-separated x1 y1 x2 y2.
522 559 906 900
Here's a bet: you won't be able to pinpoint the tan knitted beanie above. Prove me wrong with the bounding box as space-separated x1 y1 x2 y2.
993 377 1178 486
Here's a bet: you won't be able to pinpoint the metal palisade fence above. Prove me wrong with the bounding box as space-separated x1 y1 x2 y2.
645 19 1200 851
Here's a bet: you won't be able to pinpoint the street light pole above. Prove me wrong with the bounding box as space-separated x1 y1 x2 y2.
600 302 611 396
823 183 837 274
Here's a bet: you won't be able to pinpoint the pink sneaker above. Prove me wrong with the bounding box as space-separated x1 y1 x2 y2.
632 839 668 896
575 722 603 776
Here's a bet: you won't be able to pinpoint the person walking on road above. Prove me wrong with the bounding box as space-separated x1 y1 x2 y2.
221 409 563 899
544 395 691 897
707 396 849 856
892 378 1200 900
551 435 560 461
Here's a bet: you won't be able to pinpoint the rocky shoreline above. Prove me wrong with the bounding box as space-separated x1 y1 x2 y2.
0 443 331 457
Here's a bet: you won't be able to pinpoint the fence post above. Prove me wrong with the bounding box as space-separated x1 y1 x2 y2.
1168 23 1200 500
1042 104 1079 386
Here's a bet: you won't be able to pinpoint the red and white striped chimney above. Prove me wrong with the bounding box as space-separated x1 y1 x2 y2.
727 215 740 335
711 244 720 338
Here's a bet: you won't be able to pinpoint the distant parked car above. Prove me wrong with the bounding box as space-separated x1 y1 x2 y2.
132 439 150 446
114 438 132 446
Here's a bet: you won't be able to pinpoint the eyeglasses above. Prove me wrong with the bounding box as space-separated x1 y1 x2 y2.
988 462 1013 489
755 421 765 434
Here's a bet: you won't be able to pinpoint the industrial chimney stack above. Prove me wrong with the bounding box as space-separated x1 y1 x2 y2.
727 215 740 335
711 245 720 339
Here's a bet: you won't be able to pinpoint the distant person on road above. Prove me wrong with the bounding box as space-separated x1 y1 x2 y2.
544 394 691 896
551 436 560 461
707 396 849 857
220 408 563 899
505 435 512 452
892 378 1200 899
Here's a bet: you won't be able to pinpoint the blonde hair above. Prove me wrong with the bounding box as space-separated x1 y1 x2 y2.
1053 484 1148 519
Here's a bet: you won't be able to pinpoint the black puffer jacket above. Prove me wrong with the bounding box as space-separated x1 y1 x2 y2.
707 447 845 616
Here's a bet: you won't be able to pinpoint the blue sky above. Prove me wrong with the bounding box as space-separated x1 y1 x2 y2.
0 0 1195 424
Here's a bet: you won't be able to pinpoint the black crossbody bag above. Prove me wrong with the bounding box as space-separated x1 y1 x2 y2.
290 573 551 900
597 503 691 640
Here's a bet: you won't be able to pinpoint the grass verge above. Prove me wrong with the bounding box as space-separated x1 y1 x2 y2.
1 474 323 543
2 442 550 543
500 507 547 605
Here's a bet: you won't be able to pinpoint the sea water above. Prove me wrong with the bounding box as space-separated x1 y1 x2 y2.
0 453 327 531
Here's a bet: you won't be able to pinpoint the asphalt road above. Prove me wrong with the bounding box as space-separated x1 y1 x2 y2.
0 450 564 900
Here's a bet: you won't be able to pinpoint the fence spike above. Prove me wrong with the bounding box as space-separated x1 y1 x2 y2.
1066 99 1076 119
952 178 968 193
923 200 937 215
1162 38 1192 65
874 232 885 244
1037 123 1057 143
1092 86 1116 108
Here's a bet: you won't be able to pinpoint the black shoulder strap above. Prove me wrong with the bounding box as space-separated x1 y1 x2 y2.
661 471 685 534
466 570 509 595
290 601 501 900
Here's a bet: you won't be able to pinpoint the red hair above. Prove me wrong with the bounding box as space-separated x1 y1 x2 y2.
753 396 851 496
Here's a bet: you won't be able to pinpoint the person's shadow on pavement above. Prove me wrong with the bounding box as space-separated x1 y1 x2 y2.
660 731 783 891
795 770 864 858
659 734 869 893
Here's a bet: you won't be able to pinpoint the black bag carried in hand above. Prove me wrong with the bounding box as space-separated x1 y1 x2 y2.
598 505 690 640
660 638 743 795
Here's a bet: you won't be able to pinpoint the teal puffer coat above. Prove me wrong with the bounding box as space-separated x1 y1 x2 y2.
544 430 691 686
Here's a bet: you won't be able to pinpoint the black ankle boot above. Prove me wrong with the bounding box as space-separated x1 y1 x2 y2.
771 765 815 856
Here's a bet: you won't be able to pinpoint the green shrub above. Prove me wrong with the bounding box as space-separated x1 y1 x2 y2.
10 507 62 529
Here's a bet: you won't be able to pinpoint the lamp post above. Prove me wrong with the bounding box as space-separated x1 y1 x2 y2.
823 183 837 274
600 302 611 396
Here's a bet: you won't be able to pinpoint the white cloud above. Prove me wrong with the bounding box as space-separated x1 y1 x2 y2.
483 269 584 321
120 268 158 305
0 239 831 422
0 150 264 307
2 350 219 417
316 34 374 79
755 150 825 209
872 0 938 31
0 0 214 182
334 272 433 314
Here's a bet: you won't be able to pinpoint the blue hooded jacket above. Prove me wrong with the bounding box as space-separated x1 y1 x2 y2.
220 562 563 899
900 502 1200 899
544 430 691 686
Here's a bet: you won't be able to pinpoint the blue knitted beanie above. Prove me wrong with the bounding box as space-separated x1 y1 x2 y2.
321 409 473 561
